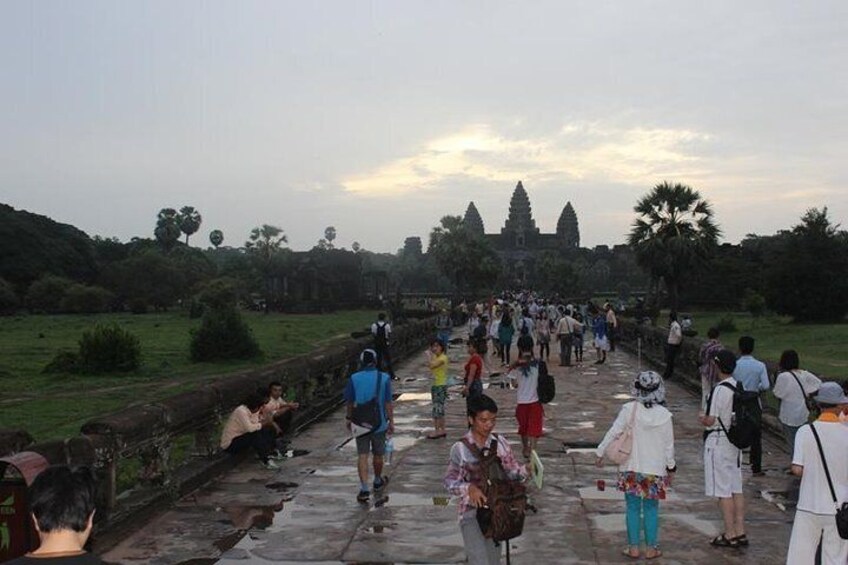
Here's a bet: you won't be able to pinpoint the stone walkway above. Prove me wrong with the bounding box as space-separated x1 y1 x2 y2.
103 338 796 564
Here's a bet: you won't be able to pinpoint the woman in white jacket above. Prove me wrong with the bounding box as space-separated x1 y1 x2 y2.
596 371 676 560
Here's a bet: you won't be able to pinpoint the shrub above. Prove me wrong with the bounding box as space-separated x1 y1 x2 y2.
0 278 19 315
43 351 81 373
78 324 141 373
25 275 74 313
190 306 260 362
716 316 737 333
196 277 239 310
61 284 114 314
742 289 767 319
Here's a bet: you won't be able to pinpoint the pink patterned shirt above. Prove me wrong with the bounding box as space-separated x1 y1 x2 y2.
443 431 528 518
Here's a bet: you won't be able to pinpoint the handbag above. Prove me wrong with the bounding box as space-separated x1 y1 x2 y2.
808 423 848 539
789 371 820 416
350 371 383 434
604 403 638 465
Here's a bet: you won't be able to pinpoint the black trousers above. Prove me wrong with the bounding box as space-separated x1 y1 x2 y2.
663 343 681 380
375 346 395 379
225 428 275 463
273 410 295 438
749 406 763 473
559 335 573 366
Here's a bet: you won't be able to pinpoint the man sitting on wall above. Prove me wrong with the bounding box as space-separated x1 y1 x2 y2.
221 393 279 469
261 381 300 447
7 465 102 564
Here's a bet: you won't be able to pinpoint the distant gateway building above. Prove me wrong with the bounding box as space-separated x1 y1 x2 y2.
462 181 581 284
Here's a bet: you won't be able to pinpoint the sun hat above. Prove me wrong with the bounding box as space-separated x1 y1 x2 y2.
631 370 666 406
815 381 848 406
713 349 737 374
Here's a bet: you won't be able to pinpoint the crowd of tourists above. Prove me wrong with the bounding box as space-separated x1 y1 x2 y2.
13 291 847 565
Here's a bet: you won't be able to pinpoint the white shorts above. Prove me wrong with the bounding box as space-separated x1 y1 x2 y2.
704 433 742 498
594 336 610 351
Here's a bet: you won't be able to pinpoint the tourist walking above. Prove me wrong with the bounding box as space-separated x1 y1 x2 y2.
556 308 577 367
786 382 848 565
773 350 822 457
572 313 585 363
605 303 618 352
697 328 723 410
536 311 551 361
596 371 676 560
372 312 397 381
426 339 449 439
591 309 609 365
463 339 484 410
731 336 770 476
498 309 515 366
662 312 683 380
510 340 544 460
699 349 747 548
444 394 528 565
344 349 394 502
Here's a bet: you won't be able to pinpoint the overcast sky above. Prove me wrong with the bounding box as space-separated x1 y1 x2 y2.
2 1 846 252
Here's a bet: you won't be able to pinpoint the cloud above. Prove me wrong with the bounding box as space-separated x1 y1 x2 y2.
341 121 714 197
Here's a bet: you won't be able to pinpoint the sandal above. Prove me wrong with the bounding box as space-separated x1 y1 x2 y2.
710 534 740 548
731 534 749 547
621 547 640 559
645 548 663 560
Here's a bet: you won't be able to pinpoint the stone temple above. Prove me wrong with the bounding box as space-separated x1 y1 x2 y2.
463 180 581 284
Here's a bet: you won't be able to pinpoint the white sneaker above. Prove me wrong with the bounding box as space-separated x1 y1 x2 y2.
264 459 280 470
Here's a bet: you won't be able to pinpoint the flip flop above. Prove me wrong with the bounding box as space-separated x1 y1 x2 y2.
710 534 739 548
645 548 663 560
731 534 749 547
621 548 640 559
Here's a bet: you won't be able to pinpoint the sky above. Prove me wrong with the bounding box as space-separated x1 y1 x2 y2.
1 1 846 253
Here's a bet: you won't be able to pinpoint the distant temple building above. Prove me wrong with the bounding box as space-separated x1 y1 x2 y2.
462 181 581 284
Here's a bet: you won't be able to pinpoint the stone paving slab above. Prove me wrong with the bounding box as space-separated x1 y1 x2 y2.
103 335 795 564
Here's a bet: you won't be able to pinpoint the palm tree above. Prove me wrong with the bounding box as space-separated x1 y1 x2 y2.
351 241 361 253
245 224 288 260
209 229 224 249
178 206 203 245
628 181 720 311
324 226 336 248
154 208 181 250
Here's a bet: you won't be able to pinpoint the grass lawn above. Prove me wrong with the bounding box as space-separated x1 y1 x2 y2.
683 311 848 378
0 309 377 441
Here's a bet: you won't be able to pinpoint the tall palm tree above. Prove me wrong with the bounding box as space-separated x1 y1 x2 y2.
245 224 288 260
209 229 224 249
178 206 203 245
628 181 720 311
324 226 337 247
154 208 181 250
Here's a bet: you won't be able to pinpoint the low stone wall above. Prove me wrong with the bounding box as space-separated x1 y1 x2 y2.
3 315 438 544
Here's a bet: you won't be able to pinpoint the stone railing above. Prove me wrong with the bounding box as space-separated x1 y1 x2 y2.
2 315 438 542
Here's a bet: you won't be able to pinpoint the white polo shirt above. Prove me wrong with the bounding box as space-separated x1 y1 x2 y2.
707 377 737 437
793 419 848 515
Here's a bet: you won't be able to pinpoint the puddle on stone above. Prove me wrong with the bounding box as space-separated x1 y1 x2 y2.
265 481 299 491
370 493 453 507
560 421 596 430
563 441 599 449
219 499 286 531
308 466 356 477
396 392 433 402
366 523 396 533
761 490 795 512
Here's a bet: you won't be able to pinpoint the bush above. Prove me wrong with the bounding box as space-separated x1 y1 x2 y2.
196 277 239 310
190 306 260 362
716 316 737 333
742 290 766 319
43 351 81 374
25 275 74 313
60 284 114 314
0 278 19 315
77 324 141 373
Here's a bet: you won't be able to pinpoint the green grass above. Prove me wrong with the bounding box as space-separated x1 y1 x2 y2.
0 310 377 441
682 311 848 378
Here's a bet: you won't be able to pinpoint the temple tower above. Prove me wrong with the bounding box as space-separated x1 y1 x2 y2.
463 201 485 236
501 181 539 247
556 201 580 248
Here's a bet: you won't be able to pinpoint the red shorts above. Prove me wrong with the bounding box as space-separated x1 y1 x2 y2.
515 402 544 438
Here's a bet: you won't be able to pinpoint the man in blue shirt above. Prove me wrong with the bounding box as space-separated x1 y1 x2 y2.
344 349 394 502
732 336 770 476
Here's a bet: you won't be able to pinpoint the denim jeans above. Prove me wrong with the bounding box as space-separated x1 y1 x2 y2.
625 493 659 547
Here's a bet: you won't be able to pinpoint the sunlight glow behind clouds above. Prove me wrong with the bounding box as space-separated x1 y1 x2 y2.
342 122 713 197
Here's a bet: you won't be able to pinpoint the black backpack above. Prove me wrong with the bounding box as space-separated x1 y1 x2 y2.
707 381 760 449
374 322 388 349
536 360 555 404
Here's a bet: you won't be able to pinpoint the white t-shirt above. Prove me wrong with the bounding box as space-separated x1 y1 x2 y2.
371 321 391 338
707 377 737 438
793 421 848 514
773 369 822 426
667 321 683 345
513 364 540 404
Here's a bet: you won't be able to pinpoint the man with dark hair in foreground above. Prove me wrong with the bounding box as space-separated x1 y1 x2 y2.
7 465 102 564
